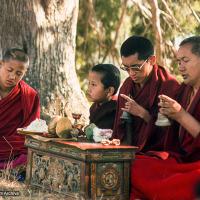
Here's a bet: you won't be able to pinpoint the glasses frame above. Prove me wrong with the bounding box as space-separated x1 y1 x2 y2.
120 58 148 72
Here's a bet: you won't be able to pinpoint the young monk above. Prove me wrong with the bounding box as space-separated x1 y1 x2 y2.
86 64 120 129
112 35 180 150
0 48 40 170
130 36 200 200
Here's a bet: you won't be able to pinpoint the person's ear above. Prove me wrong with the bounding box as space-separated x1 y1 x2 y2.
148 55 156 65
106 86 115 97
0 60 3 67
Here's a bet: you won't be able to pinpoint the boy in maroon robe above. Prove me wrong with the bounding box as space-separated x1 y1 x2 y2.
86 64 120 129
0 48 40 170
113 35 179 151
130 36 200 200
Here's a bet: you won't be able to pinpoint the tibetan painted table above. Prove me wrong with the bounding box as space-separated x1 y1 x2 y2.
25 136 137 200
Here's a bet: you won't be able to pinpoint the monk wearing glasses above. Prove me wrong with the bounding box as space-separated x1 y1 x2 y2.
113 35 180 152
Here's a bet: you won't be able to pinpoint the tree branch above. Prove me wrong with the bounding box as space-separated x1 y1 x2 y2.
187 2 200 24
161 0 182 32
86 0 106 48
102 0 128 62
147 0 163 65
131 0 152 20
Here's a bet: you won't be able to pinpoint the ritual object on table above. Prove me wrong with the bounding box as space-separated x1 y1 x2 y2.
85 123 97 140
101 138 120 146
72 112 82 127
55 117 73 138
48 115 62 136
17 118 48 134
47 114 84 140
84 123 113 142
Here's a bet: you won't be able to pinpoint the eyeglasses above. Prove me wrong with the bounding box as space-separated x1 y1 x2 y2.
120 59 148 72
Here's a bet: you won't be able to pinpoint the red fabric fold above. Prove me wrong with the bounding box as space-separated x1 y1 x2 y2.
131 155 200 200
0 80 40 162
113 65 179 151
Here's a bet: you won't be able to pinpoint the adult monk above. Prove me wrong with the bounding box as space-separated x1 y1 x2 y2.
112 35 179 151
0 48 40 171
130 36 200 200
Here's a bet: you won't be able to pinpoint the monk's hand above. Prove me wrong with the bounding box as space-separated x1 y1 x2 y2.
120 94 150 121
158 94 183 120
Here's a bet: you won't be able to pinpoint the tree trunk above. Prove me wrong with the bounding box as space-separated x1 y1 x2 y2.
0 0 89 123
148 0 164 66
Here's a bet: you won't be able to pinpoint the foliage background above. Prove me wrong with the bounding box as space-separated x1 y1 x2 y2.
76 0 200 89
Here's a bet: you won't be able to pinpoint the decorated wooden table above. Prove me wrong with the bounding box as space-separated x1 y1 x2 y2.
25 136 138 200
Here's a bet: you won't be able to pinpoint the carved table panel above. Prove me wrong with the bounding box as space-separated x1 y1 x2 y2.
25 137 137 200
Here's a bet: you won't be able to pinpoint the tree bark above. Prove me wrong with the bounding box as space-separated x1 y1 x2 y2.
0 0 89 123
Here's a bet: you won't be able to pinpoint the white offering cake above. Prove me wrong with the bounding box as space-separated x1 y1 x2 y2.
24 119 48 132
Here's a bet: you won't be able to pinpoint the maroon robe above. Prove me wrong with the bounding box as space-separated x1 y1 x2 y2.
113 64 180 151
0 80 40 162
130 84 200 200
89 100 117 129
176 84 200 162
